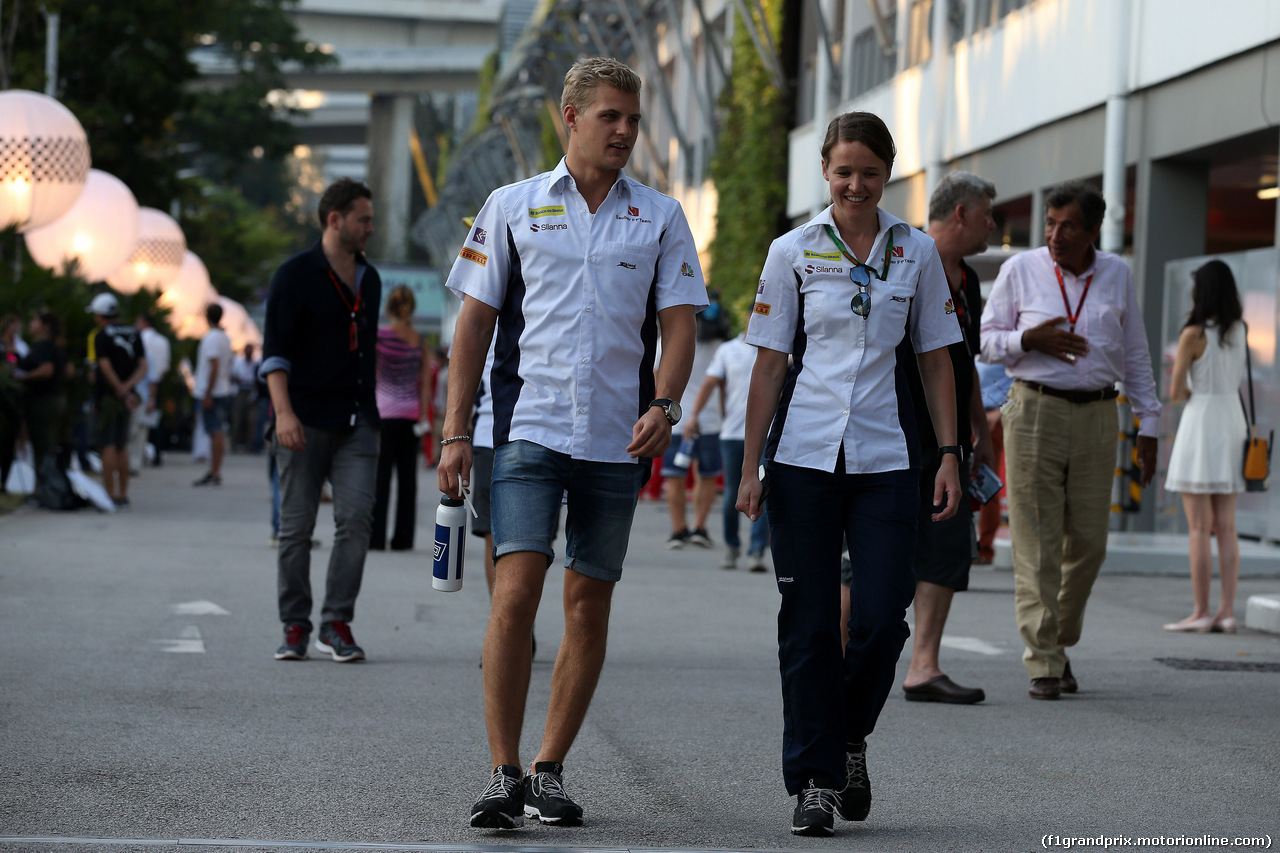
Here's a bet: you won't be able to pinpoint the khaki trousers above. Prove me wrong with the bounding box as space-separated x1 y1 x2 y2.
1003 381 1116 678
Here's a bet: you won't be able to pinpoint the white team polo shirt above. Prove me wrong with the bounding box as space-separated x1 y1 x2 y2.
746 205 961 474
446 158 708 464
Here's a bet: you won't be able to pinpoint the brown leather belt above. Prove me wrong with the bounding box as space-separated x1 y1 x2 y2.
1018 379 1118 404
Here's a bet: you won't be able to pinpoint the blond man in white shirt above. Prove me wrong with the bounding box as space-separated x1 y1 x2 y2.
440 56 705 830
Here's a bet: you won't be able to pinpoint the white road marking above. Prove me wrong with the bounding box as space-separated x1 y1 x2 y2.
171 600 230 616
153 625 205 654
940 636 1004 656
0 836 633 850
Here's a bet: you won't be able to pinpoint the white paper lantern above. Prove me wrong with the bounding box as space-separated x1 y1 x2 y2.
0 90 91 231
23 169 139 282
106 207 186 295
159 251 218 339
217 297 262 352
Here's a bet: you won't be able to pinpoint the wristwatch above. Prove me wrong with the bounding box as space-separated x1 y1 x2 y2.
650 398 682 426
938 445 964 462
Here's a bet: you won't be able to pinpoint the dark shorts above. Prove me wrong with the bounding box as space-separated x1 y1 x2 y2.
469 446 494 538
661 432 722 477
93 395 132 450
911 462 975 591
199 395 232 435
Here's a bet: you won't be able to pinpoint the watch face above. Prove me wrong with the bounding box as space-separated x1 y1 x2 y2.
667 400 682 424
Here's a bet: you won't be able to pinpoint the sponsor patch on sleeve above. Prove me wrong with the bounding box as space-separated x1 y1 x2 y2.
460 247 488 267
753 302 771 316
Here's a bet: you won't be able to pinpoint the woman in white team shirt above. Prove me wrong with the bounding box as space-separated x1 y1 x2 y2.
736 111 963 836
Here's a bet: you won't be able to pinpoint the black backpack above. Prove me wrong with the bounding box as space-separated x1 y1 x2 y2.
35 455 87 511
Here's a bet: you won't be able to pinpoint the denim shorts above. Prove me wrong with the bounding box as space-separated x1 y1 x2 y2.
199 395 231 435
661 432 722 477
491 440 645 583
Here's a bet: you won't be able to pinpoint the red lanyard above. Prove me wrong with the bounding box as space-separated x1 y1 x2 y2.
1053 264 1094 333
327 269 360 351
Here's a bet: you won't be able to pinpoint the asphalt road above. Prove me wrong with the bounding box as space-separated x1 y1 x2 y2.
1 452 1277 853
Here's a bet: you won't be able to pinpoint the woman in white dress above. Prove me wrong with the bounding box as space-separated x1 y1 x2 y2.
1163 260 1246 633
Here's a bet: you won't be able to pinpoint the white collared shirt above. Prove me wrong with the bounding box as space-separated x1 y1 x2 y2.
746 206 961 474
978 246 1160 436
446 158 708 464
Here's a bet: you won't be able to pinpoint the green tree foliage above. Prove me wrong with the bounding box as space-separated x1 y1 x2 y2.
707 0 790 331
179 181 298 305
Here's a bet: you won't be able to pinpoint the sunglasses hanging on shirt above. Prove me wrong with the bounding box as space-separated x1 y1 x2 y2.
823 225 895 320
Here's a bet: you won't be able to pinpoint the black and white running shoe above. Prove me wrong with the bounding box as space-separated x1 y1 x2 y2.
523 761 583 826
836 741 871 821
470 765 524 829
791 781 837 836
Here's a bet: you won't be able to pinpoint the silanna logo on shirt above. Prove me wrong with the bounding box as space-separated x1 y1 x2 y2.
804 263 843 275
615 203 652 224
530 222 568 233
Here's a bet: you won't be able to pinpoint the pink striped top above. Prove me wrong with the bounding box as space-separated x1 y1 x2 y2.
375 326 423 420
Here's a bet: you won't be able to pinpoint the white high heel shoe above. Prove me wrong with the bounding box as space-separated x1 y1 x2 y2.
1163 615 1215 633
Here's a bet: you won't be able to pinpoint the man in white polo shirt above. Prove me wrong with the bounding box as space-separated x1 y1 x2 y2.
439 56 706 829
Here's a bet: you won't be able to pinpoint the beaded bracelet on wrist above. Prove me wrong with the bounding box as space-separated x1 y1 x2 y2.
440 435 472 446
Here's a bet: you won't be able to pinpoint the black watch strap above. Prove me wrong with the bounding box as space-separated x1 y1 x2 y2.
938 445 964 461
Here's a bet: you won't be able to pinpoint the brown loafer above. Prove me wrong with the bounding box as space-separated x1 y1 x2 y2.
903 675 985 705
1029 677 1061 700
1060 662 1078 694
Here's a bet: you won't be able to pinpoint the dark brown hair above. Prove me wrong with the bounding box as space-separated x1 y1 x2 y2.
820 112 896 173
318 178 373 228
1185 259 1243 344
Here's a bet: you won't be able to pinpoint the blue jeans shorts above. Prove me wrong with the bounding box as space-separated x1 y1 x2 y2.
199 395 231 435
491 440 644 583
661 432 722 478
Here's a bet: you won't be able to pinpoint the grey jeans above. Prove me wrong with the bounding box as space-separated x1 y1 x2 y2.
274 418 379 630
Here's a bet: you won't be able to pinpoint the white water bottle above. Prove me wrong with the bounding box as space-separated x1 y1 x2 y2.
432 496 467 592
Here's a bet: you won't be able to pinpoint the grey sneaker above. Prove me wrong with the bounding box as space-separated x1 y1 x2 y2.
274 624 308 661
747 551 768 572
836 742 871 821
524 761 583 826
315 621 365 662
719 546 740 570
470 765 524 828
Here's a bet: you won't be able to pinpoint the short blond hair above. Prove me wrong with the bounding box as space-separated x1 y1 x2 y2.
560 56 641 115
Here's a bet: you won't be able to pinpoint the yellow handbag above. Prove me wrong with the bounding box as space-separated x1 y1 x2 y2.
1242 325 1271 492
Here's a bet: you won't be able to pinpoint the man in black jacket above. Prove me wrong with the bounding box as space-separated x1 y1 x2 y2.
261 178 381 663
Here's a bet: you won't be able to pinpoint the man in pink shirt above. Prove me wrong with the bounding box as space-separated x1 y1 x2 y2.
979 180 1160 701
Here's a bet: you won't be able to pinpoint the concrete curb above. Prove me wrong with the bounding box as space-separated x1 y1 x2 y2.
1245 593 1280 634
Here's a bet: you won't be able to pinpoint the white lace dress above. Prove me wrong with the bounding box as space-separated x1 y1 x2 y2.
1165 323 1248 494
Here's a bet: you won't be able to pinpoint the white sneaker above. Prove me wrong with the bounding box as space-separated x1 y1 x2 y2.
747 551 768 572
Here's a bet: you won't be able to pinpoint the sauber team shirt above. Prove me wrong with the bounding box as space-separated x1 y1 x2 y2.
445 158 708 464
746 206 962 474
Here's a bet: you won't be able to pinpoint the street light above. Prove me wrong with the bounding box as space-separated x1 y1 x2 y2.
106 207 187 295
159 250 218 339
0 89 91 231
22 169 139 282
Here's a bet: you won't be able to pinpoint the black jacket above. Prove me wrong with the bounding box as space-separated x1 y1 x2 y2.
261 241 381 431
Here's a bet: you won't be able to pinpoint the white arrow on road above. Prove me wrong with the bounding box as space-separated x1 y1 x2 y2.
941 636 1004 656
171 600 230 616
153 626 205 653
